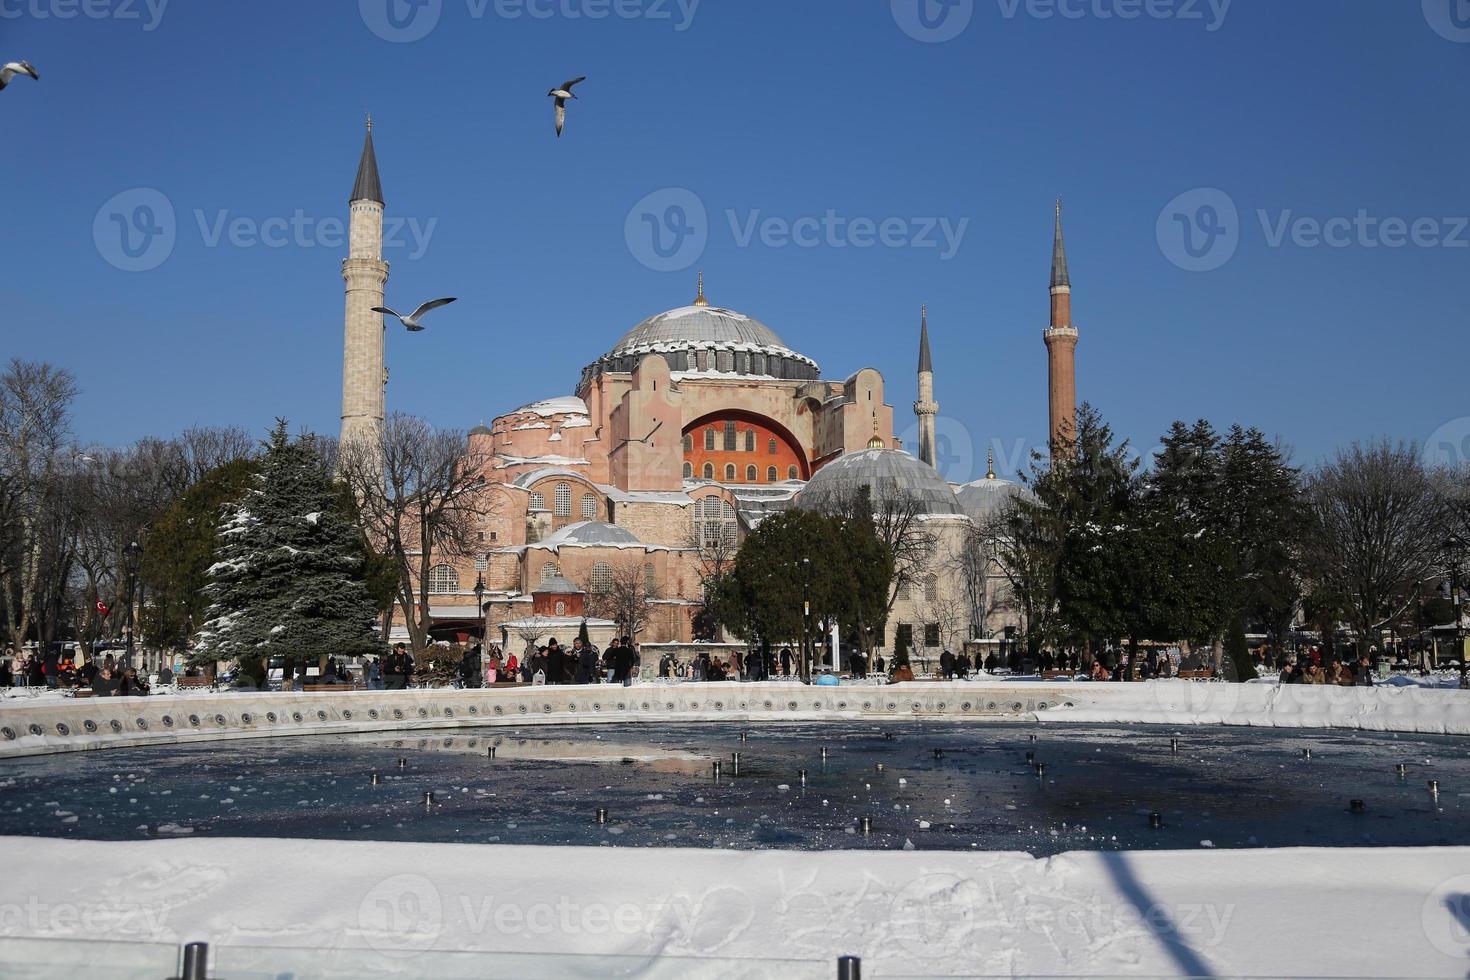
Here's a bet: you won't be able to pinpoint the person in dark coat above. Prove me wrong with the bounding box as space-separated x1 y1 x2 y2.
546 639 565 685
384 644 411 690
90 666 119 697
574 638 598 684
118 667 149 697
614 640 635 686
940 649 955 680
779 647 793 677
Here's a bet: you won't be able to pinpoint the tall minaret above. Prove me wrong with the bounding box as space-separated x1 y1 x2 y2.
914 305 939 467
1044 198 1078 452
340 115 390 451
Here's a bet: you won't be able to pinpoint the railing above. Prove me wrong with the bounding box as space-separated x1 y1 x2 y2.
0 937 859 979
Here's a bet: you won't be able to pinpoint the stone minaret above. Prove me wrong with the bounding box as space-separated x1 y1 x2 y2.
1044 198 1079 452
340 116 389 451
914 305 939 468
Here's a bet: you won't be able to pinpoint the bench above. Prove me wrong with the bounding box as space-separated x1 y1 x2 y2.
1042 670 1074 679
303 683 365 692
1177 669 1216 680
177 676 212 689
71 689 94 698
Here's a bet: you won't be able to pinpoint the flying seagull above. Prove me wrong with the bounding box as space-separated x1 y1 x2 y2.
0 61 39 92
372 297 458 332
547 76 586 137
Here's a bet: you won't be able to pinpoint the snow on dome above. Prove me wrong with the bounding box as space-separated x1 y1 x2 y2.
510 396 589 417
537 521 642 548
795 448 962 517
954 477 1031 525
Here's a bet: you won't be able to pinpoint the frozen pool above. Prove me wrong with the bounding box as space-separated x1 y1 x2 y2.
1 722 1467 854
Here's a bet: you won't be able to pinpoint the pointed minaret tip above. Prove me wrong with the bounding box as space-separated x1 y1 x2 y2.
1051 197 1070 289
692 270 709 307
987 447 996 481
917 304 933 375
351 115 385 206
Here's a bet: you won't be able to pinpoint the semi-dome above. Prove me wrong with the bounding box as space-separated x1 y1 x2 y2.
795 449 962 517
580 283 820 387
955 477 1029 525
537 521 642 548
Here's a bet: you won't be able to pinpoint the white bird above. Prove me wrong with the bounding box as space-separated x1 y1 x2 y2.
372 297 457 332
0 61 39 92
547 76 586 138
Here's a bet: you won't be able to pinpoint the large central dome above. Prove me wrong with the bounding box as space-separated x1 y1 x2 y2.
580 283 820 387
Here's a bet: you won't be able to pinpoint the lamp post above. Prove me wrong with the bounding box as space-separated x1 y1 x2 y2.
474 572 487 689
801 557 812 684
123 540 142 669
1444 535 1466 674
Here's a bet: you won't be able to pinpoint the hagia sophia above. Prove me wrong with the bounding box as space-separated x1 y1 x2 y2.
338 124 1080 658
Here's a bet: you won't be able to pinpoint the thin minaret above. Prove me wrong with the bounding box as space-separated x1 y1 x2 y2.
914 304 939 468
340 114 390 452
1044 198 1078 452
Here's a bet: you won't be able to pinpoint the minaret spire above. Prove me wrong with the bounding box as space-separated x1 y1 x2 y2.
351 114 384 206
1044 198 1078 453
692 270 709 307
986 447 996 481
914 304 939 469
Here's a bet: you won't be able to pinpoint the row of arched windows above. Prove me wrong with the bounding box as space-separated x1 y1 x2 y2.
692 496 738 549
529 483 602 521
684 462 799 483
684 428 780 455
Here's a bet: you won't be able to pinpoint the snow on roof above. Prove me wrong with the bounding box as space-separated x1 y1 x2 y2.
495 454 592 468
508 396 588 418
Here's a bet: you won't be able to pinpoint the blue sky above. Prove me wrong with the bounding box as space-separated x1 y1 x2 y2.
3 0 1467 482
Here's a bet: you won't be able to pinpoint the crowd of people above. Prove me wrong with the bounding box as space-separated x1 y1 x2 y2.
0 647 154 696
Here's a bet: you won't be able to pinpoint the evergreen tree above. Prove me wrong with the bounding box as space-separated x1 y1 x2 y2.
193 422 380 669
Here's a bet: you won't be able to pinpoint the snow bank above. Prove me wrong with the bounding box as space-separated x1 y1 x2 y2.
2 836 1468 977
1038 679 1470 735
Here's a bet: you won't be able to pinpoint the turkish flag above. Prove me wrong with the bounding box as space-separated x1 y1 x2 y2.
96 600 109 616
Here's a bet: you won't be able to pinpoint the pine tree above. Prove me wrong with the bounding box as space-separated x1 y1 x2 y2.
193 422 380 669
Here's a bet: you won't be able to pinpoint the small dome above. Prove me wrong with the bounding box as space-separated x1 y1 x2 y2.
954 477 1029 525
541 521 641 547
796 449 961 517
469 424 493 437
532 575 585 595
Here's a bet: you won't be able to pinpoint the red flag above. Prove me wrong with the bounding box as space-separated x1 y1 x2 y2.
96 600 109 616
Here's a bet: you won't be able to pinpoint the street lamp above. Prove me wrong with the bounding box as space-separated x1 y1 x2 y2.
474 572 487 688
800 557 812 684
1444 536 1466 672
123 540 142 669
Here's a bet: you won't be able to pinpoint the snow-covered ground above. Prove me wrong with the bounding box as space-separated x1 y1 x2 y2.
1037 678 1470 735
1 836 1468 977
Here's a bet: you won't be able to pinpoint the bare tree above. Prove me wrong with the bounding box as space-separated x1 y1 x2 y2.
0 359 79 650
587 559 660 638
1305 440 1450 653
339 413 496 655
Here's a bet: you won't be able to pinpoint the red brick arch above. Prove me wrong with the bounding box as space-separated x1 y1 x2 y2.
682 409 809 483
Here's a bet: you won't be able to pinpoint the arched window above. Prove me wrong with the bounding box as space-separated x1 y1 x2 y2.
683 433 693 453
644 564 657 596
541 563 560 582
754 353 767 375
897 579 912 601
427 564 459 595
555 600 566 616
788 465 799 480
590 561 613 594
725 463 736 482
767 466 778 482
768 438 777 455
692 496 738 549
744 430 755 452
717 351 734 373
529 492 545 510
554 484 572 517
924 575 939 603
746 465 757 482
581 494 598 519
723 420 737 451
703 462 714 480
704 429 716 451
683 461 694 479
